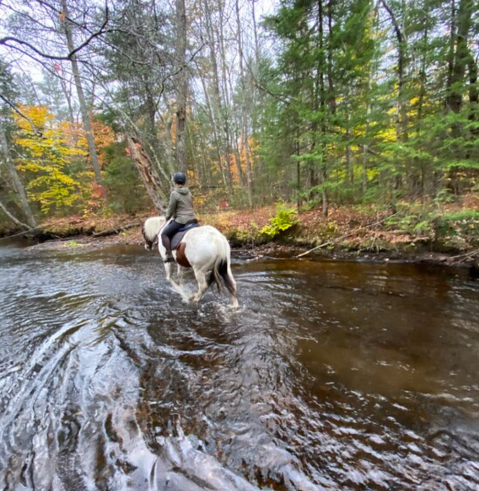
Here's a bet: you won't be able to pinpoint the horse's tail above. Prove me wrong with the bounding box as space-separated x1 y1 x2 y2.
208 242 236 297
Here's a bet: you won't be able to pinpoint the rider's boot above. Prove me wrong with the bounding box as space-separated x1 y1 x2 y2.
163 251 175 263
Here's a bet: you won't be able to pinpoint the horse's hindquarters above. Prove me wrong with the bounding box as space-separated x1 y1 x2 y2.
181 226 237 306
182 227 229 270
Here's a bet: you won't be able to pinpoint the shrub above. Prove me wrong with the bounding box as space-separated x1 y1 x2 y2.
385 203 435 239
261 204 298 238
435 210 479 245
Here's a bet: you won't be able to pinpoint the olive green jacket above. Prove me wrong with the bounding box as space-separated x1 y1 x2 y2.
165 187 196 224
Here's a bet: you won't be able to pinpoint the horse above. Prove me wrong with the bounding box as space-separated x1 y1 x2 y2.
141 216 238 308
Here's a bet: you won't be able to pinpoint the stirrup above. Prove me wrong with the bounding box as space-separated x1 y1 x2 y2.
163 255 175 263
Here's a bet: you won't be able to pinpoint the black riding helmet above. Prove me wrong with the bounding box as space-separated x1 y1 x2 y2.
173 172 186 185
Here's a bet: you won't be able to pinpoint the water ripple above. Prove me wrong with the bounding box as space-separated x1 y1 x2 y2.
0 246 478 490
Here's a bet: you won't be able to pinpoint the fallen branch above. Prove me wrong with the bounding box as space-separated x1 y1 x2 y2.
448 249 479 261
0 227 43 241
296 213 397 258
92 222 139 238
0 199 33 232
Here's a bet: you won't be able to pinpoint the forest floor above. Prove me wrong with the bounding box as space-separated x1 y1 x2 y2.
13 197 479 271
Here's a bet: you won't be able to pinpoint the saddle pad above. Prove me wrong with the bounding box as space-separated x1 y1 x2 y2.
171 223 200 251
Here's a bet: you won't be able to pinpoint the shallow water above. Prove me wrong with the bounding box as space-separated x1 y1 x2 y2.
0 244 478 490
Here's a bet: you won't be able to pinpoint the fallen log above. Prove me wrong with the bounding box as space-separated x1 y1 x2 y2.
296 212 398 258
92 222 139 238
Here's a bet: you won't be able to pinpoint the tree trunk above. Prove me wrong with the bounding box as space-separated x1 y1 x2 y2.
127 136 168 212
161 94 178 175
417 7 429 199
198 72 228 186
381 0 408 198
218 0 243 188
54 66 76 127
235 0 253 207
0 199 33 230
175 0 188 173
202 0 233 189
0 120 37 228
319 0 328 215
381 0 408 143
61 0 105 193
467 50 478 133
445 0 472 113
327 0 336 114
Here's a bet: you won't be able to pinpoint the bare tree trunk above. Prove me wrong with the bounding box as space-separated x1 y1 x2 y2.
446 0 472 113
346 128 353 185
218 0 243 188
127 136 168 212
202 0 233 188
417 7 429 199
0 120 37 227
327 0 336 114
198 72 228 186
381 0 408 141
175 0 188 173
468 54 478 133
250 0 260 62
144 83 168 173
235 0 253 207
319 0 328 216
54 66 75 126
0 199 32 230
161 94 178 175
296 136 301 209
61 0 104 193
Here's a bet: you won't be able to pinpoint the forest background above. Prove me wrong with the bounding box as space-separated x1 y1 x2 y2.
0 0 478 256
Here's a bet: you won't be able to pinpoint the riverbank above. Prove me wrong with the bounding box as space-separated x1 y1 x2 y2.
7 203 479 269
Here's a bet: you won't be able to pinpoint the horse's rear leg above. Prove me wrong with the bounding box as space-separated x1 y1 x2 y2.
227 264 239 308
191 269 208 304
177 264 186 287
165 263 188 301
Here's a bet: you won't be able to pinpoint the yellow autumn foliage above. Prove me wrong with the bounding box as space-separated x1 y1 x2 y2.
12 105 89 214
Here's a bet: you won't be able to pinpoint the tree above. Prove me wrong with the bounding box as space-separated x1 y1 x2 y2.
60 0 105 192
0 59 37 228
11 105 88 214
175 0 188 173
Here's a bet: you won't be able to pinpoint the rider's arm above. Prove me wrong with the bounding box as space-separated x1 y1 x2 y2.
165 191 178 221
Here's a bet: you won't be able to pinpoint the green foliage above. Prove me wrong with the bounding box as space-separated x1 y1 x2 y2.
385 203 435 238
226 222 267 246
434 210 479 250
66 240 80 248
261 204 298 238
103 142 148 215
0 59 18 117
436 211 479 237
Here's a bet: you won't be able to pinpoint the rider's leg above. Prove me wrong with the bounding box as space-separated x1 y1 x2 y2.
161 221 182 262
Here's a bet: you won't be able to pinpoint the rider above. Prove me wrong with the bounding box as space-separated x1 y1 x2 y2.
161 172 197 263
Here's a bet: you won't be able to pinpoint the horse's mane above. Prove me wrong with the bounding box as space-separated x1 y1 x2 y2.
142 216 166 244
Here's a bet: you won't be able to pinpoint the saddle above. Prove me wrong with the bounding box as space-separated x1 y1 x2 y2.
171 221 200 250
170 221 200 267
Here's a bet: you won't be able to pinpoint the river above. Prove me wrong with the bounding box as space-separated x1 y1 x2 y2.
0 242 478 490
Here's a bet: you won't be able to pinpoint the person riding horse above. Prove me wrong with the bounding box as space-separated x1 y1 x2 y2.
161 172 197 263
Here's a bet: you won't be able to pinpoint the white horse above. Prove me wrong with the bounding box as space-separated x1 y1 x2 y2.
142 216 238 308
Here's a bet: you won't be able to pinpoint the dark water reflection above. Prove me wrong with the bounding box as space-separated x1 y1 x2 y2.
0 244 478 490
